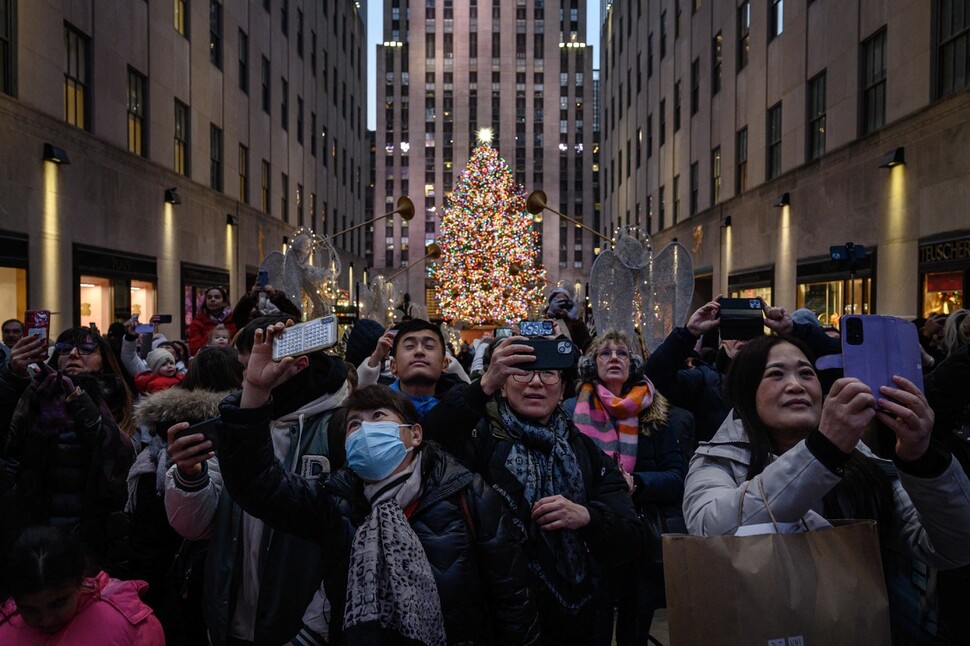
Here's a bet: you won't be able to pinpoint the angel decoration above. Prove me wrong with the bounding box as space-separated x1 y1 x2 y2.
588 227 694 355
259 227 341 320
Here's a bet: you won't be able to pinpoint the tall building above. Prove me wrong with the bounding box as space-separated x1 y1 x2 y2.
375 0 599 313
601 0 970 323
0 0 367 337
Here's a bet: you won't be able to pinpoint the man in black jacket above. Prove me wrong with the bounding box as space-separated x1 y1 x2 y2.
217 321 540 645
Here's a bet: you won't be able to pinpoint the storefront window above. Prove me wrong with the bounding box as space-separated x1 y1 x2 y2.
80 276 155 334
0 266 27 325
797 277 871 328
729 286 772 302
923 271 964 316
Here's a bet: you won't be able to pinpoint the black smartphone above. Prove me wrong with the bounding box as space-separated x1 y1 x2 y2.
718 298 764 340
258 269 269 288
519 320 555 336
172 417 220 449
150 314 174 324
522 338 577 370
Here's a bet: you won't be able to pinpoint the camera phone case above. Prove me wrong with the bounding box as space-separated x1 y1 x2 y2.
841 315 923 399
272 315 338 361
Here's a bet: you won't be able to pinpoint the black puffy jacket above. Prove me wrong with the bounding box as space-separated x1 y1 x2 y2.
216 398 540 646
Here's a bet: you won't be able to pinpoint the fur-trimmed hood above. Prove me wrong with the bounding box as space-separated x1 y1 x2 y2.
133 387 234 435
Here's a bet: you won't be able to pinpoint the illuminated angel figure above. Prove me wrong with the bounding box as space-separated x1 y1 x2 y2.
588 227 694 355
259 227 341 320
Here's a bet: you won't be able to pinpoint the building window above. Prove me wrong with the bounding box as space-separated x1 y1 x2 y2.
808 71 826 161
737 1 750 71
174 99 189 175
261 56 270 113
174 0 187 37
297 95 304 144
0 0 12 96
127 68 147 157
938 0 970 96
647 114 653 157
766 102 782 180
689 162 698 216
281 173 289 222
310 112 316 156
690 58 699 115
674 81 681 131
673 175 680 223
659 185 666 229
769 0 783 41
296 183 304 225
261 160 270 214
736 127 748 193
280 77 288 130
659 99 666 147
64 23 89 130
660 11 667 58
209 1 222 68
297 8 304 57
712 32 723 95
281 0 288 36
238 144 249 204
210 124 223 191
238 30 248 93
861 28 886 135
711 146 721 204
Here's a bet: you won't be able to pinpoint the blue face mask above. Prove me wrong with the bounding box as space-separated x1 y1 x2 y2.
345 420 413 481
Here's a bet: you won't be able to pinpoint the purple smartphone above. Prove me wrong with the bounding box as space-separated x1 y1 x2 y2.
841 315 923 403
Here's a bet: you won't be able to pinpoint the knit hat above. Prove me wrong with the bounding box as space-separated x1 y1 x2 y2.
151 333 170 350
345 319 386 367
147 348 175 373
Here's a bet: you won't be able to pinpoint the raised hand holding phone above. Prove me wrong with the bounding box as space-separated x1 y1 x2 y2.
9 333 50 378
241 321 297 408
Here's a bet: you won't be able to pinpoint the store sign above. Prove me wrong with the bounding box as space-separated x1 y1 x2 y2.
920 237 970 263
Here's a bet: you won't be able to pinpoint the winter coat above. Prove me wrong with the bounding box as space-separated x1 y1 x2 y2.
186 308 237 356
684 412 970 570
216 396 541 646
926 344 970 446
0 369 134 570
0 571 165 645
164 365 348 646
128 387 230 645
133 370 185 395
427 379 643 643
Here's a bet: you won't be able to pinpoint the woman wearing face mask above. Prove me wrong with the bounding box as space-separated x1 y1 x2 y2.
186 286 237 356
215 323 540 645
0 328 135 574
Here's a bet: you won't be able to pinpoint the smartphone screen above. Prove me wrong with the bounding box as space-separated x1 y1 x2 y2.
258 270 269 288
520 320 555 336
24 310 51 341
494 327 513 339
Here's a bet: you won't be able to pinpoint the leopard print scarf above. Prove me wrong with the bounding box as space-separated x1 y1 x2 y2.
343 453 447 645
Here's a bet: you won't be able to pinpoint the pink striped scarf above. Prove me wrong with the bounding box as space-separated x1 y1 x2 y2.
572 381 654 472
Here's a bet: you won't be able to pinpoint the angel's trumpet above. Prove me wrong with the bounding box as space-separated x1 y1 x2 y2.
332 196 415 239
525 191 612 242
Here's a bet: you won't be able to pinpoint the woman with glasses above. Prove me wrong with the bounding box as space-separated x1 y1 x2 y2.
424 335 641 645
563 330 691 645
0 327 135 574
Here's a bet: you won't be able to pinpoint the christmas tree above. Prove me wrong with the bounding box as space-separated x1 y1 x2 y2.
431 143 546 324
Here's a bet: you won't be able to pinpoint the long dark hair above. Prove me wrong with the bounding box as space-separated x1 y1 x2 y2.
726 335 894 530
46 327 134 436
180 346 243 392
1 526 89 600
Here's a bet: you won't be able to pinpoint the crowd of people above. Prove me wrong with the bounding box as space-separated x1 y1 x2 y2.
0 287 969 645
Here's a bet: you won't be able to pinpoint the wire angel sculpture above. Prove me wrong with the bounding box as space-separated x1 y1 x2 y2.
259 226 341 320
588 227 694 355
358 275 399 328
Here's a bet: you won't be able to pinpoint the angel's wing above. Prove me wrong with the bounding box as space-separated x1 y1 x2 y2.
644 241 695 352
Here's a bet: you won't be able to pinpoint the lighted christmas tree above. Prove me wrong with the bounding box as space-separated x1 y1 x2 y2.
431 141 546 324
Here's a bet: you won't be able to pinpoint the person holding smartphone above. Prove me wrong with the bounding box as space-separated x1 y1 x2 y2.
186 287 238 356
0 327 135 575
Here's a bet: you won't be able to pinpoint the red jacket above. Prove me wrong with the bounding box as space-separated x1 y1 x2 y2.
186 307 237 355
0 571 165 645
134 370 185 395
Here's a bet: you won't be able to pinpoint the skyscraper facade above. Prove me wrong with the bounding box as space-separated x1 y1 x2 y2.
375 0 599 313
601 0 970 322
0 0 366 336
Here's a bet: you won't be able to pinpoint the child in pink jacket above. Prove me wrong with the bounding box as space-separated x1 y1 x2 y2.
0 526 164 645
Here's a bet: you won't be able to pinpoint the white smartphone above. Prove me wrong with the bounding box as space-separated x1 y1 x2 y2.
272 315 339 362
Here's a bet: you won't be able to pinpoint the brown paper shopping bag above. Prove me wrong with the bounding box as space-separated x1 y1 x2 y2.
663 519 891 645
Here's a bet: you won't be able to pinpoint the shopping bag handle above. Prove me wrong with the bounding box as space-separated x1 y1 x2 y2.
738 478 782 533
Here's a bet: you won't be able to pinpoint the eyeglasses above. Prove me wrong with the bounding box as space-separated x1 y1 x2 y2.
511 370 562 385
54 341 99 356
596 348 631 361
